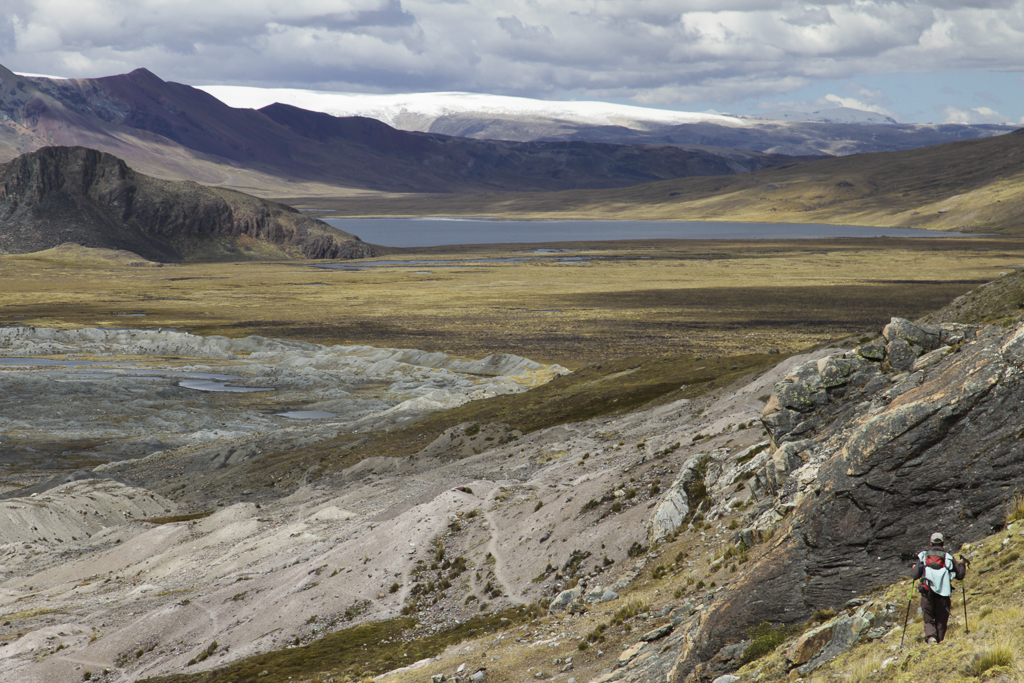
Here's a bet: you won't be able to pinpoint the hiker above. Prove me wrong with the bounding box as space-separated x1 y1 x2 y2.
911 532 967 644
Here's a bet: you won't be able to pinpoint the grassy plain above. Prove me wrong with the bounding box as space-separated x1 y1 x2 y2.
2 237 1021 367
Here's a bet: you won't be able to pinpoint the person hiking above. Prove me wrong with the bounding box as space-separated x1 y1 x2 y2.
911 532 967 644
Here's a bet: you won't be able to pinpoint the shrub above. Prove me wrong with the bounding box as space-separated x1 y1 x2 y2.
812 608 836 623
972 646 1014 676
1007 493 1024 524
613 599 649 623
741 622 799 664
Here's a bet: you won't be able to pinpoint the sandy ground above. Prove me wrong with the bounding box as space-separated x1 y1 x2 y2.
0 327 826 682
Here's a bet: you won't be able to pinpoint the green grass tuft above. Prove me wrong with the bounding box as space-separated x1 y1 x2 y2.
972 645 1014 676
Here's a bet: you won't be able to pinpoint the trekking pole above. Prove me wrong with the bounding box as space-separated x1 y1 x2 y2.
960 554 971 635
961 581 970 634
900 580 915 649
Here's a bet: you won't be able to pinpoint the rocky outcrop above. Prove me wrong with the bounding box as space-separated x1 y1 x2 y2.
0 146 376 261
605 315 1024 683
759 317 971 447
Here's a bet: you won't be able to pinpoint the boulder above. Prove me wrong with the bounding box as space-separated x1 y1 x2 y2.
773 380 820 412
885 338 917 371
787 623 834 666
882 317 940 352
817 356 865 389
640 623 674 642
856 339 886 361
548 586 583 613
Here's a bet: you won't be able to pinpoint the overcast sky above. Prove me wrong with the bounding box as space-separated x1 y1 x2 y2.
2 0 1022 124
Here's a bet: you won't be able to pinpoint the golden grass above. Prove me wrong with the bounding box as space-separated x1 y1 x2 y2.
972 645 1015 677
2 238 1020 368
1007 493 1024 525
843 652 884 683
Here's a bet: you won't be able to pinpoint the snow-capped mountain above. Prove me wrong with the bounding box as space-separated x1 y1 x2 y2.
195 85 1015 157
758 106 898 125
196 86 747 131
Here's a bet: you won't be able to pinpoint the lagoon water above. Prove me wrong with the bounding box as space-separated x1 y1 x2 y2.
323 217 970 248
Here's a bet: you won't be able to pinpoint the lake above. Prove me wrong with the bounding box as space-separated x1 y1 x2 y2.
321 217 974 248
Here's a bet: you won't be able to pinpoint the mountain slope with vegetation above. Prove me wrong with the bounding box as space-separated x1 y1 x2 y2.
322 128 1024 236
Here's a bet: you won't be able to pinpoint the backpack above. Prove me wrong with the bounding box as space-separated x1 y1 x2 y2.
917 549 953 596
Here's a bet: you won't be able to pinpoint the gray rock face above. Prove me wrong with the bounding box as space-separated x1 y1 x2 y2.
759 318 977 446
647 316 1024 682
648 453 708 543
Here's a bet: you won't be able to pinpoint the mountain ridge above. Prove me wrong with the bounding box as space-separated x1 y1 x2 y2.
197 84 1015 157
0 146 376 261
0 65 814 196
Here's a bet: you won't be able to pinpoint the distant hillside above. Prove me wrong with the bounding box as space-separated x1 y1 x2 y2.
198 86 1015 157
0 146 375 262
0 65 810 196
323 128 1024 235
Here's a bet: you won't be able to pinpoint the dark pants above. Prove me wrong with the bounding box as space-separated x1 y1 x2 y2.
921 592 951 642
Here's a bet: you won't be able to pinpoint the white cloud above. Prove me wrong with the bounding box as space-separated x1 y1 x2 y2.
1 0 1023 120
941 105 1010 124
822 93 895 118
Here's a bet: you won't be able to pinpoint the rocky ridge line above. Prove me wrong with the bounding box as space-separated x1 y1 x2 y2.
0 146 376 261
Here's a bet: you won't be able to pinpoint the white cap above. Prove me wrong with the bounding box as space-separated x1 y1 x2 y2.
930 532 944 544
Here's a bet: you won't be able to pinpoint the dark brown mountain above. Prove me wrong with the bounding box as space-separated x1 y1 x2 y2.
0 64 816 195
0 146 375 262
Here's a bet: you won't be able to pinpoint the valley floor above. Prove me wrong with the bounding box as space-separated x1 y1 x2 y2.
2 237 1020 366
4 244 1024 683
